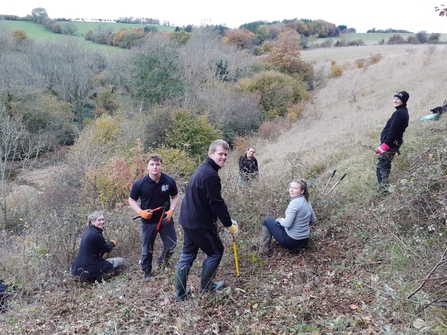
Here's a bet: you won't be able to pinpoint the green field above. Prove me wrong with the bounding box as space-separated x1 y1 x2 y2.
57 20 176 36
3 20 446 48
1 20 176 51
318 32 447 45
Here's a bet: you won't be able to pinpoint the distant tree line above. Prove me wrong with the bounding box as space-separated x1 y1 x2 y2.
367 28 413 33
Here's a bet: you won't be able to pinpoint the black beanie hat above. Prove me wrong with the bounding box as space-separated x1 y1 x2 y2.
394 91 409 104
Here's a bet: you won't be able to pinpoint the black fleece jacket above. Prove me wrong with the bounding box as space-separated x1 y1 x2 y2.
71 225 115 278
380 105 409 148
179 157 232 230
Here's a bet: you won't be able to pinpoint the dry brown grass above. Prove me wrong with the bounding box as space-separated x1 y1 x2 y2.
256 44 447 179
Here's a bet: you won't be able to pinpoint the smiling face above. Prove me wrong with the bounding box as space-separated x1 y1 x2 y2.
91 215 105 229
209 145 229 167
289 181 304 198
393 96 403 107
246 147 256 160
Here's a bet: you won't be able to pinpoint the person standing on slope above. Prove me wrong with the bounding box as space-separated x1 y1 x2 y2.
375 91 410 193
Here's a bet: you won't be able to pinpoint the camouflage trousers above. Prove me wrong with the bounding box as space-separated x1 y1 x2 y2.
376 150 398 191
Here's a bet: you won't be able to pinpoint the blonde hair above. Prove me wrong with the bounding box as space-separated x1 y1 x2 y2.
209 139 229 153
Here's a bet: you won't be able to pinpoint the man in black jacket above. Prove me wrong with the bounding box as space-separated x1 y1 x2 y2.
375 91 410 193
175 139 239 301
238 146 259 183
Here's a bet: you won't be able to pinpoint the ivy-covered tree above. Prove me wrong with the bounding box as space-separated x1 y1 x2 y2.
130 36 184 108
166 110 222 160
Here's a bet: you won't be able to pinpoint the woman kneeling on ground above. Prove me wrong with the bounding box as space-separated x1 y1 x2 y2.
260 179 316 254
71 211 125 283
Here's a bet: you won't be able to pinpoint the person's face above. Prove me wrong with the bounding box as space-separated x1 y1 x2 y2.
289 182 304 198
247 148 256 159
147 159 162 176
394 97 403 107
91 215 105 229
209 145 228 167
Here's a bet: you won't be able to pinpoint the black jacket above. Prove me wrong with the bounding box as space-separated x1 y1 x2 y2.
71 225 115 278
179 157 232 230
380 105 409 148
238 154 259 181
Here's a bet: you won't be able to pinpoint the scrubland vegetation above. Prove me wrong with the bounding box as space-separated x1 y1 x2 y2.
0 15 447 334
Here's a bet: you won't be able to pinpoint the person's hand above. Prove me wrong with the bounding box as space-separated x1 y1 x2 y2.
138 209 153 220
226 220 239 236
164 209 174 223
375 143 390 155
111 240 117 246
275 218 281 227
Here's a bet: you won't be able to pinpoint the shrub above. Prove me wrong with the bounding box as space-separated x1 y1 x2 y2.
258 120 286 140
370 54 381 63
330 63 343 77
239 70 309 119
166 110 223 161
387 34 405 45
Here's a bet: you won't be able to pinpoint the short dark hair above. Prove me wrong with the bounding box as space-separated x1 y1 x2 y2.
147 153 162 164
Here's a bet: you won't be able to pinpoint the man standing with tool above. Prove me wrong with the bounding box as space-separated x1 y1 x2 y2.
175 139 239 301
129 154 179 281
375 91 409 193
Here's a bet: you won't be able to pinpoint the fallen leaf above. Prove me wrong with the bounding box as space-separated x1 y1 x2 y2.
412 318 425 329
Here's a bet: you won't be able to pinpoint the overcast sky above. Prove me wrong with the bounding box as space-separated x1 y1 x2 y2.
1 1 445 33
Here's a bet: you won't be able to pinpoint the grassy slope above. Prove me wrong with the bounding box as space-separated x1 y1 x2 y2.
1 44 447 334
0 20 175 51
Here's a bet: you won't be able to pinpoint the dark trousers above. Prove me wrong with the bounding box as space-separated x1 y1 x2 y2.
376 151 397 185
264 217 308 250
177 226 224 270
140 220 177 272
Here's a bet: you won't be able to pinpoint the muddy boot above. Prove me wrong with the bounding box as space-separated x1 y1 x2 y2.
200 264 224 293
175 266 191 301
259 225 272 255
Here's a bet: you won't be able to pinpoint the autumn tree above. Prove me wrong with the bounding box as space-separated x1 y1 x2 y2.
266 28 314 85
224 28 255 49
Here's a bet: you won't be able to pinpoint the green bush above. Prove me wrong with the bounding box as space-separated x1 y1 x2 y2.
166 110 223 161
239 70 309 119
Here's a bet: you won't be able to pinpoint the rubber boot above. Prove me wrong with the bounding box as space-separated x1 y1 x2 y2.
175 266 191 301
200 264 224 293
259 225 272 254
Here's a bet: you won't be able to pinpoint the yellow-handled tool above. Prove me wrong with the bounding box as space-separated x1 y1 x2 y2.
233 236 240 280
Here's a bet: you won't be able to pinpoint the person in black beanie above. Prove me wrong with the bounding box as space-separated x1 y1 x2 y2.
375 91 409 193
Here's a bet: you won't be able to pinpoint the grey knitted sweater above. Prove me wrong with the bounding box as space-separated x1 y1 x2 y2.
278 195 316 240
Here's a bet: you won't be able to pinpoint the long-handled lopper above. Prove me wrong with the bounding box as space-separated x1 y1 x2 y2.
132 203 168 221
327 173 347 194
155 202 170 231
322 170 336 195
